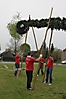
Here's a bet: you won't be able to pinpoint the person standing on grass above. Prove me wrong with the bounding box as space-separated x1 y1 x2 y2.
14 52 20 78
37 57 44 76
44 54 54 85
25 52 42 90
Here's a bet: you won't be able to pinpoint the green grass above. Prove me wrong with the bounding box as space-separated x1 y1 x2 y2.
0 63 66 99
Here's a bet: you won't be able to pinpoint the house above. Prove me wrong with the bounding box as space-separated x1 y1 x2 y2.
0 51 15 61
61 48 66 63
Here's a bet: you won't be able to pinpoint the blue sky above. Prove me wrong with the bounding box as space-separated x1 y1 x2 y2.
0 0 66 52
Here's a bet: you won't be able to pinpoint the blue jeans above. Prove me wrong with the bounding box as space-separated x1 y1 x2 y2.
46 68 53 84
37 66 44 75
14 64 20 76
15 64 20 68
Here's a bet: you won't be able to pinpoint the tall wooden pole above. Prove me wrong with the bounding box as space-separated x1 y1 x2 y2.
48 29 53 54
29 15 38 51
20 31 28 74
32 27 38 51
41 7 53 54
32 7 53 90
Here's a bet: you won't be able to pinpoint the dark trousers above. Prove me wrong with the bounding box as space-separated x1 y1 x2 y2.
26 70 33 89
46 68 53 83
14 64 20 76
37 66 44 75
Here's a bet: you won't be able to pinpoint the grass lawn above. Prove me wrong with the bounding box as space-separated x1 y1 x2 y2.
0 63 66 99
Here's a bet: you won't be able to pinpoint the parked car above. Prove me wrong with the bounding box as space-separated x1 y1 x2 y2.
61 60 66 64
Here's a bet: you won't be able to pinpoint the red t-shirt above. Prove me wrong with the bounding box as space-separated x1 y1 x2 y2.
40 58 44 66
26 56 36 71
15 55 20 64
47 58 54 68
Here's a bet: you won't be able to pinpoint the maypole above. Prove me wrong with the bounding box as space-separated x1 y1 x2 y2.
32 7 53 90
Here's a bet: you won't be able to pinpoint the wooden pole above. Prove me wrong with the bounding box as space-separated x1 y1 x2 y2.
32 7 53 90
29 15 38 51
32 27 38 51
41 7 53 54
20 31 28 74
48 29 53 54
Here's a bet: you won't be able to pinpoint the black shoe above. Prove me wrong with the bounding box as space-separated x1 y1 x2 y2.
14 70 17 76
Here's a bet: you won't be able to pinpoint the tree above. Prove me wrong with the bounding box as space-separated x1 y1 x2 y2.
7 12 23 55
7 37 23 53
50 43 54 53
45 47 48 58
20 43 31 53
52 48 62 63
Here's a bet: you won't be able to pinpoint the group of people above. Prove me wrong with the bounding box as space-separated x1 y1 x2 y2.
14 52 54 90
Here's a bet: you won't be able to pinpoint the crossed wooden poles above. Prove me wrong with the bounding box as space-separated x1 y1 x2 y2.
20 7 53 90
32 7 53 89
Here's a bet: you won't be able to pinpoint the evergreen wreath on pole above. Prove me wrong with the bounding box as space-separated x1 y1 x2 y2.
16 17 66 35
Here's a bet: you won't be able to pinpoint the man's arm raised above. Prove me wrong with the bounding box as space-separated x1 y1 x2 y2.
36 54 42 61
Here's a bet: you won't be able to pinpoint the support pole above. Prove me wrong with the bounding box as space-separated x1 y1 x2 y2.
29 15 38 51
48 29 53 54
20 31 28 74
41 7 53 54
32 7 53 90
32 27 38 51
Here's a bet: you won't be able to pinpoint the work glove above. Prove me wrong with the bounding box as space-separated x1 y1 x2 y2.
39 54 42 58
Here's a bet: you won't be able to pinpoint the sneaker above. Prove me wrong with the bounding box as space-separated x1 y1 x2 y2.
37 75 39 76
44 81 46 83
28 87 32 90
49 83 52 85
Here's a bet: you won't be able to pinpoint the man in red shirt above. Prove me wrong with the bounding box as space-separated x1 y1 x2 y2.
44 54 54 85
37 57 44 76
14 52 20 77
25 52 42 90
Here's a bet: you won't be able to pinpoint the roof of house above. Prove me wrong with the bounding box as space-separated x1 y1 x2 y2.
63 48 66 51
0 50 15 57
